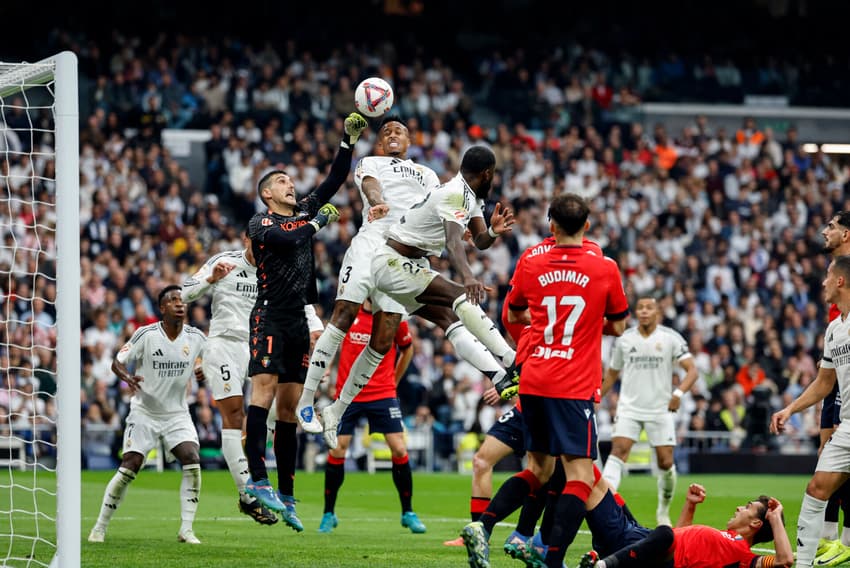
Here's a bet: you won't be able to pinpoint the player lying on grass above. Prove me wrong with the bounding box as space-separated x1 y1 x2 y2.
578 483 793 568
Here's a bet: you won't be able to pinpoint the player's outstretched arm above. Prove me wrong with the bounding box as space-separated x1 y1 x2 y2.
771 365 836 434
182 261 234 303
675 483 705 528
309 113 367 206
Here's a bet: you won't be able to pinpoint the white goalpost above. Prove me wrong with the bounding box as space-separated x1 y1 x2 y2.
0 52 79 568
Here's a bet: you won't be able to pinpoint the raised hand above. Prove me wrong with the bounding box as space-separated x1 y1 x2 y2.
343 112 368 145
309 203 340 232
488 202 515 237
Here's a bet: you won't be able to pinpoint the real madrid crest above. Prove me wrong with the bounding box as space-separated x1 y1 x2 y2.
183 344 190 357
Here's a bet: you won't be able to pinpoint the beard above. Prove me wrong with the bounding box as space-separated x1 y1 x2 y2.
823 242 837 254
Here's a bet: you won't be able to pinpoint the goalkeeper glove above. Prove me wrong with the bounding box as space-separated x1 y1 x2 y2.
342 112 368 146
494 363 520 401
309 203 340 232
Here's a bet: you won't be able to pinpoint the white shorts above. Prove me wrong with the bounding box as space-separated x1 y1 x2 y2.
203 335 249 400
337 237 407 314
123 408 198 457
611 413 677 447
371 243 438 314
817 423 850 473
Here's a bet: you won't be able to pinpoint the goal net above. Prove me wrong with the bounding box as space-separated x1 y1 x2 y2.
0 52 79 568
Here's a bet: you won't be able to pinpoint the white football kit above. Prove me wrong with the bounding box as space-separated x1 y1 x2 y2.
608 325 692 446
116 322 206 456
372 172 484 313
338 156 441 313
183 250 255 400
817 314 850 473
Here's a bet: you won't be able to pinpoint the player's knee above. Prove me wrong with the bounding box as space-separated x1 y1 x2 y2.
179 448 201 465
331 301 360 330
610 444 631 460
428 306 457 331
120 452 144 473
657 456 674 471
220 406 244 430
807 477 832 500
369 333 394 354
472 452 495 476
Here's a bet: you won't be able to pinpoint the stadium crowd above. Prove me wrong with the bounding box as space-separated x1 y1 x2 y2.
1 30 846 470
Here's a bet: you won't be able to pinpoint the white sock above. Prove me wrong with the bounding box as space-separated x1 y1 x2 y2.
657 464 676 515
94 466 136 530
300 324 347 406
823 520 839 541
446 322 507 382
602 455 625 491
451 296 515 366
797 493 829 566
338 346 384 406
221 429 251 502
180 464 202 533
841 526 850 547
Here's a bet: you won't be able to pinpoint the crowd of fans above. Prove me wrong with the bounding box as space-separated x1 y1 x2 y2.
1 30 846 470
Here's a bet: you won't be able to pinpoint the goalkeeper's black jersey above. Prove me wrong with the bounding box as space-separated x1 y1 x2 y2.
247 143 352 314
248 203 320 313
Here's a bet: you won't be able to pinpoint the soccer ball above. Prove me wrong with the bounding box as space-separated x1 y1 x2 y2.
354 77 394 118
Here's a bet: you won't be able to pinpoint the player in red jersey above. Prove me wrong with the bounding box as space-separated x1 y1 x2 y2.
462 193 628 568
579 482 793 568
316 301 426 534
446 234 603 548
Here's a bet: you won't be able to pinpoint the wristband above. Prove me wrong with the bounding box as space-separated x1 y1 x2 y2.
672 388 684 398
488 226 499 238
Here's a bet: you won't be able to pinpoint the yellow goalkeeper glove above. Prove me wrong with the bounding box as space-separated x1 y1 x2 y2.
342 112 368 146
309 203 340 232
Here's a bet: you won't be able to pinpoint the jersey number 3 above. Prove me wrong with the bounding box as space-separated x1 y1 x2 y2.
541 295 586 345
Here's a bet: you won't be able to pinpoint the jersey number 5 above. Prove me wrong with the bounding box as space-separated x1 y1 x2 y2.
541 295 586 345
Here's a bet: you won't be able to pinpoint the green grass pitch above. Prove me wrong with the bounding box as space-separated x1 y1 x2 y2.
2 469 809 567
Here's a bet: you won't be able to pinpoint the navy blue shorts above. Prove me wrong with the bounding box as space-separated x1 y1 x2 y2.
586 491 651 557
520 394 597 458
822 384 840 429
338 398 405 436
485 407 526 457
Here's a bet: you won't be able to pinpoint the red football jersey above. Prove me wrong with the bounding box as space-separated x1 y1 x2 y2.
334 309 412 402
831 303 840 321
507 244 628 400
672 526 758 568
502 236 603 346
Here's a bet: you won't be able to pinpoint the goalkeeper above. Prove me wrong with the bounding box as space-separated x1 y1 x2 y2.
242 112 367 528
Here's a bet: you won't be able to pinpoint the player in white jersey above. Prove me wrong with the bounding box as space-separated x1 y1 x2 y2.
314 145 520 450
600 296 697 526
181 236 323 527
298 121 515 447
772 255 850 568
88 286 207 544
